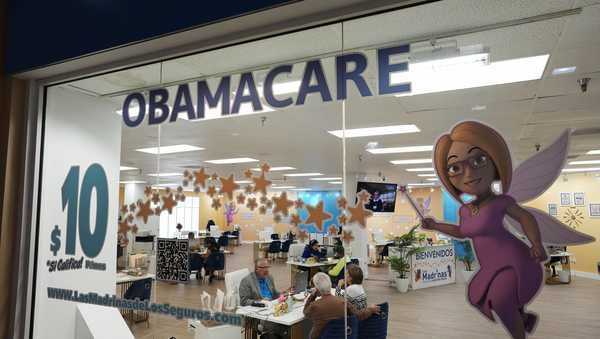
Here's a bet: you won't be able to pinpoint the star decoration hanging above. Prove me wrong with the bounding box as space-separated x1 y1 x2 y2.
237 193 246 204
177 186 184 194
154 207 162 215
127 214 134 223
338 214 347 225
194 186 201 193
260 163 271 173
357 189 371 203
183 169 190 178
211 173 219 181
266 200 273 209
144 186 153 197
136 200 154 224
129 203 137 213
272 192 294 216
336 197 348 210
165 187 172 195
259 206 267 215
246 197 258 211
294 198 304 209
193 168 209 188
206 185 217 197
245 185 254 194
253 173 271 196
162 194 178 214
151 193 161 205
328 225 339 236
118 219 131 235
211 198 222 211
131 224 139 234
182 179 189 187
273 214 282 223
260 196 268 204
297 230 309 242
244 169 253 179
342 230 354 245
220 174 240 200
120 204 128 214
305 201 332 232
290 213 302 226
177 193 186 202
347 202 372 228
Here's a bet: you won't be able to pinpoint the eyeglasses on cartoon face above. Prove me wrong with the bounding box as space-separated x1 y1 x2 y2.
446 153 489 177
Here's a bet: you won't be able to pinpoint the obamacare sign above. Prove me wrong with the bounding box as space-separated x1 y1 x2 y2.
122 44 411 127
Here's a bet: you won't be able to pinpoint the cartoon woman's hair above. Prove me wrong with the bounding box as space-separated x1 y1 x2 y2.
434 121 512 203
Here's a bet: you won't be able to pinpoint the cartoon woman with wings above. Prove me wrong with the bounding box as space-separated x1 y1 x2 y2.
419 121 594 339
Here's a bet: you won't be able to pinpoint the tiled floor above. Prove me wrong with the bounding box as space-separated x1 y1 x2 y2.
131 244 600 339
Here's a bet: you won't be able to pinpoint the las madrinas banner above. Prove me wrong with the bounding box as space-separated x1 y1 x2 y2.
121 44 411 127
412 244 456 289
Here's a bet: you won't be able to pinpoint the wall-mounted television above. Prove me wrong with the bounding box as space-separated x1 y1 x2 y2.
356 182 398 213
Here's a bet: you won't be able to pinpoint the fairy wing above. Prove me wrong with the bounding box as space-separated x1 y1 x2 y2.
507 130 570 203
504 207 595 245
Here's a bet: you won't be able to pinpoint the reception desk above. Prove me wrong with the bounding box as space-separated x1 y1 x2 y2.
389 244 456 290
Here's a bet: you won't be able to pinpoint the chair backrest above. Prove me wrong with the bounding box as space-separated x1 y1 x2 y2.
269 240 281 252
206 252 225 270
281 240 292 252
319 316 358 339
124 278 152 301
270 233 280 240
289 243 305 258
225 268 250 307
358 302 389 339
218 235 229 247
189 252 203 271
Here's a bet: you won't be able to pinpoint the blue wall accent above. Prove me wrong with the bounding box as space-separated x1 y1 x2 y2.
5 1 294 74
297 191 341 233
443 189 475 263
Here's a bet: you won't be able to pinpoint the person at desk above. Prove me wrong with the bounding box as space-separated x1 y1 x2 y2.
206 219 215 232
239 259 288 339
302 240 324 260
366 190 384 212
203 238 219 283
304 272 380 339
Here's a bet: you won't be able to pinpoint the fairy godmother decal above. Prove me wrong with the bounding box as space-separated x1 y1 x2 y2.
420 121 594 339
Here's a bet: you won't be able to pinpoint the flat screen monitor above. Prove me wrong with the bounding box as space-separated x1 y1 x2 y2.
356 182 398 213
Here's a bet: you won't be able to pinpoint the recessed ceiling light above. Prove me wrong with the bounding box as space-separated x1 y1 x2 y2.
551 66 576 76
471 105 487 111
120 166 138 171
205 157 259 164
120 180 147 184
147 173 182 177
562 167 600 173
367 145 433 154
271 186 296 189
393 54 549 96
251 166 296 171
284 173 323 177
405 167 435 172
426 178 439 181
328 125 420 138
407 183 437 187
417 173 437 177
365 141 379 149
390 159 431 165
568 160 600 165
151 183 179 188
235 180 252 184
310 177 342 181
587 150 600 155
329 181 343 184
136 144 204 155
291 188 311 191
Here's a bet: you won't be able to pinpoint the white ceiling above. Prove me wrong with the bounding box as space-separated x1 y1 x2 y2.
62 0 600 191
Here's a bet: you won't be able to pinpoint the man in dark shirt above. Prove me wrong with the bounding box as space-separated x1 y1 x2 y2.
367 191 384 212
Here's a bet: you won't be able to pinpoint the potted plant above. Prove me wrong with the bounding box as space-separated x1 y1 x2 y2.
389 225 422 293
453 239 476 283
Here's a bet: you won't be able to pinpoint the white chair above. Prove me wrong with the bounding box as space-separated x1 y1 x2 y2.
288 243 305 259
224 268 250 307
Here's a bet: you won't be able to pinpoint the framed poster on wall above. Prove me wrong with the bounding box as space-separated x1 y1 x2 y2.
548 203 558 217
560 192 572 206
574 192 585 206
589 204 600 218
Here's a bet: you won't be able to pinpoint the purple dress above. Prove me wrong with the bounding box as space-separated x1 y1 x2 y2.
459 195 542 320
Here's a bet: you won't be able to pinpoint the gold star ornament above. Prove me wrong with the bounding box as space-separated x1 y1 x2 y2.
342 230 354 245
297 230 309 242
253 173 271 196
290 213 302 226
272 192 294 216
305 201 332 232
193 168 209 188
136 200 154 224
219 174 240 200
162 194 178 214
347 202 372 228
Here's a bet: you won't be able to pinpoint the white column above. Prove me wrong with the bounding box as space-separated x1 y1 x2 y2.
344 174 369 279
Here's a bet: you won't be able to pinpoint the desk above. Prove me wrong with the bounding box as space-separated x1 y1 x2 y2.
545 252 574 284
116 272 155 326
253 240 272 262
287 259 339 290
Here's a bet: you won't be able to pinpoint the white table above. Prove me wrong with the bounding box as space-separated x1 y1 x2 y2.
287 259 339 290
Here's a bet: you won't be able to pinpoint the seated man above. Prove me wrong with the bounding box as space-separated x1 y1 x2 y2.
304 272 380 339
239 259 288 339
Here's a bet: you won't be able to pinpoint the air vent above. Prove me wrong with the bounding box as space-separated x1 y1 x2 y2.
572 127 600 137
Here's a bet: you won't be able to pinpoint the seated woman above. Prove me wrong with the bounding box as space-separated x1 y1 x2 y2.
302 240 324 260
335 264 368 310
203 238 220 283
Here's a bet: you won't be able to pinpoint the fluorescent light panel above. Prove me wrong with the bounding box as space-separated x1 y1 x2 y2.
120 166 138 171
328 125 420 138
586 150 600 155
407 183 437 187
235 180 252 184
136 144 204 155
393 54 549 96
204 158 259 164
390 158 431 165
251 166 295 171
426 178 439 181
291 188 310 191
405 167 435 172
417 173 437 177
147 173 182 177
552 66 576 75
310 177 342 181
284 173 323 177
271 186 296 189
562 167 600 173
329 181 343 184
569 160 600 165
367 145 433 154
120 180 146 184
